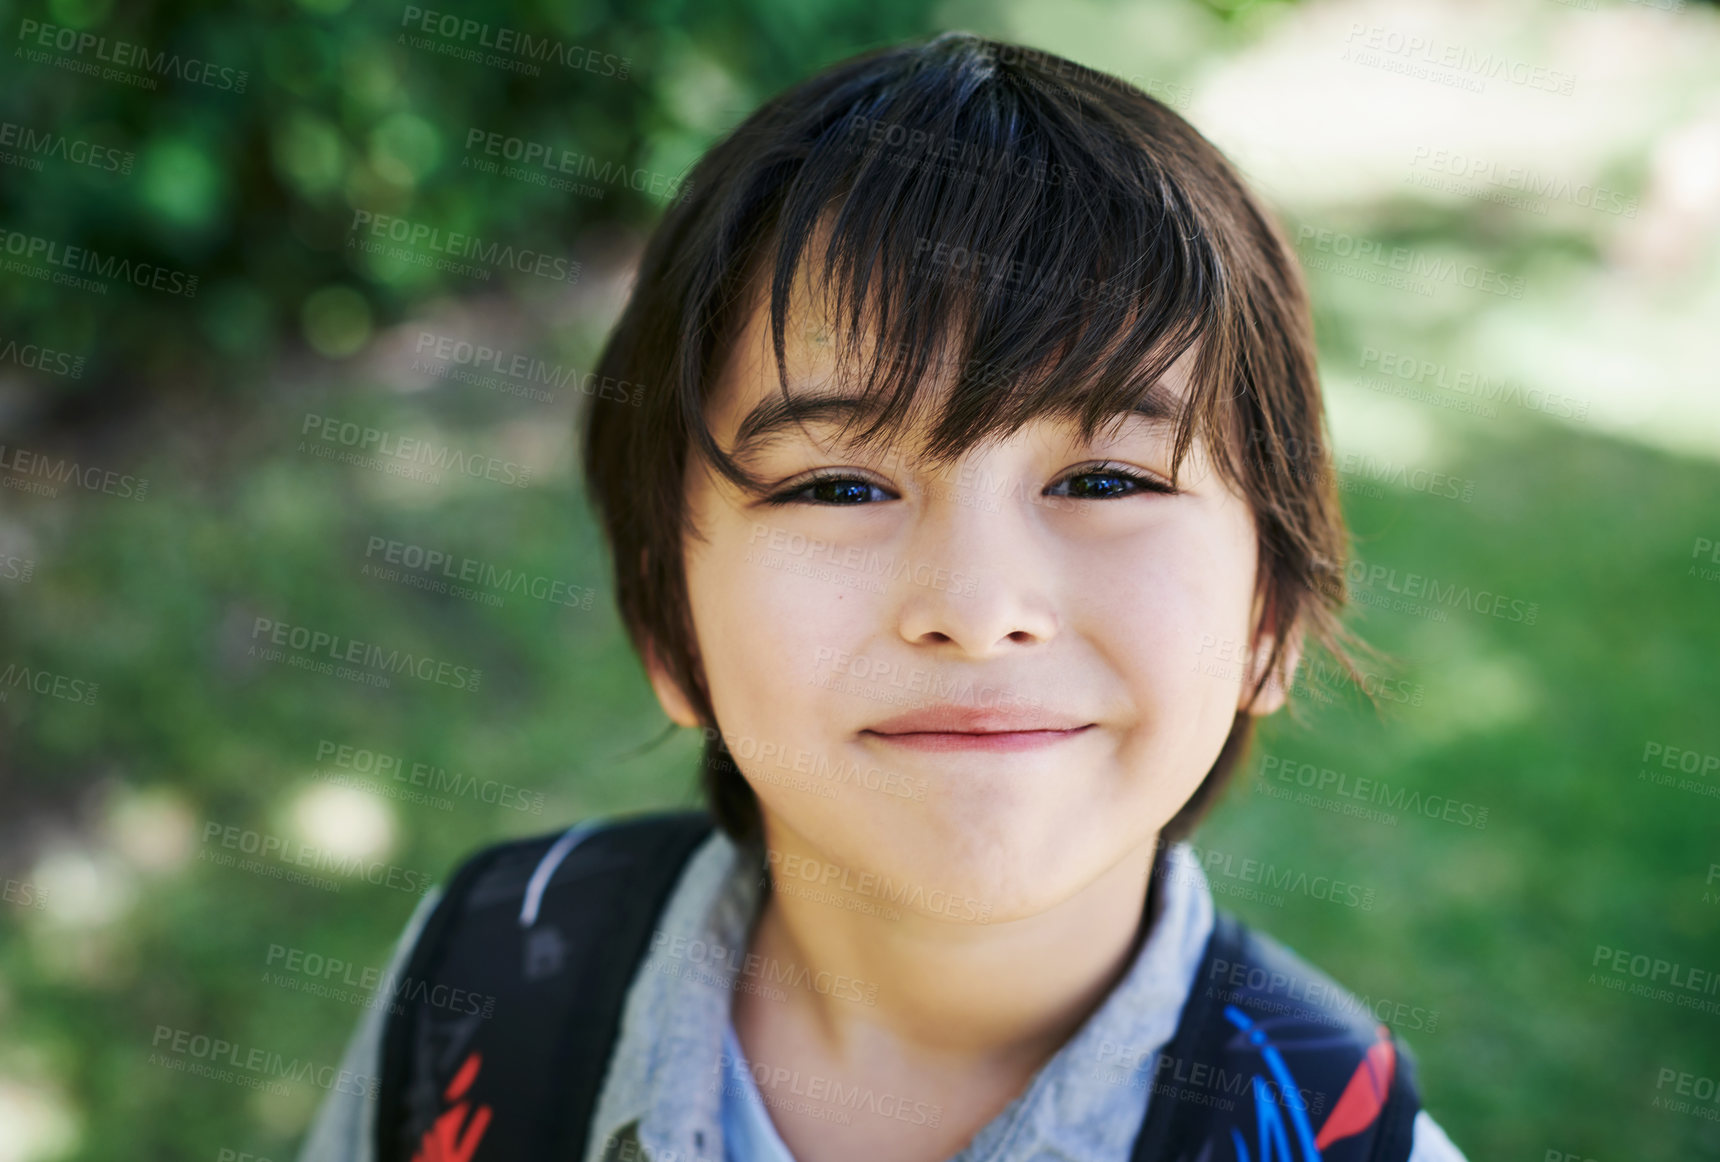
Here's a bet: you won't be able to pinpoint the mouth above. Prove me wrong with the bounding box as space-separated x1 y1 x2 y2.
859 725 1094 753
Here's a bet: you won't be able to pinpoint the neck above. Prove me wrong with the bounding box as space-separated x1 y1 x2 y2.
741 820 1162 1070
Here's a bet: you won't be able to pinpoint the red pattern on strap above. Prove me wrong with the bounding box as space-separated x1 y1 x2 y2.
1313 1026 1396 1151
410 1051 494 1162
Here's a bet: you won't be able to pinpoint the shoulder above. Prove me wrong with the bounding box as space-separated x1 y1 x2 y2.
295 887 446 1162
1409 1110 1470 1162
365 810 721 1160
1197 911 1423 1152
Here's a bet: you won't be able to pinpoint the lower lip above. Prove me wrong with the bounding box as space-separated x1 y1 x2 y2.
861 725 1093 752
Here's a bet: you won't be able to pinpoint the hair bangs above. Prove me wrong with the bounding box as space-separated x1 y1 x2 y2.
688 35 1243 498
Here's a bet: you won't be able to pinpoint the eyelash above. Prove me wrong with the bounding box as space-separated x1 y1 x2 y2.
762 461 1177 507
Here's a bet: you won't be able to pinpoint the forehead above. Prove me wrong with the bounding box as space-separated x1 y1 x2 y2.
705 268 1204 466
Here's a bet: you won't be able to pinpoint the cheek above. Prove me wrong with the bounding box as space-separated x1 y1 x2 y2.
1076 516 1256 676
686 531 880 731
684 535 896 857
1072 512 1258 788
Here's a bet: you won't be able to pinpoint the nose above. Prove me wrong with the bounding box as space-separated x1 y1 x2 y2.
892 469 1060 657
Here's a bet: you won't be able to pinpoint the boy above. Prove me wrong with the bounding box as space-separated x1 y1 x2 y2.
300 31 1468 1162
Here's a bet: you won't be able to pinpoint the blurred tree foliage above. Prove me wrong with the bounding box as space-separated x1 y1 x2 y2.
0 0 965 428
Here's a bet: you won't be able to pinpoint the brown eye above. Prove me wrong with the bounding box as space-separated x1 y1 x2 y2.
765 472 895 507
1049 463 1176 500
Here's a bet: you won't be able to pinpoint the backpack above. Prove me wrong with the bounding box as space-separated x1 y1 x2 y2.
375 809 1422 1162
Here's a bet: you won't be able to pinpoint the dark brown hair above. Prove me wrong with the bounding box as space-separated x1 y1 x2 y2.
581 31 1379 859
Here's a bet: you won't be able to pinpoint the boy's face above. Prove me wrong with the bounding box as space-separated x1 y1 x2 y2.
647 275 1299 924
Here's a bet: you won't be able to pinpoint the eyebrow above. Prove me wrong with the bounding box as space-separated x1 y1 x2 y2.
727 378 1185 464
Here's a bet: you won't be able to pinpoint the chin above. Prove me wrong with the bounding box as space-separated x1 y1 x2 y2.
856 810 1115 925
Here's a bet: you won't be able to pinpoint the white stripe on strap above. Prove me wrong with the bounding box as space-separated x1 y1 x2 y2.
518 817 605 927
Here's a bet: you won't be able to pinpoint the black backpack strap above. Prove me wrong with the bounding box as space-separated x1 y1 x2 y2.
375 808 716 1162
1131 908 1422 1162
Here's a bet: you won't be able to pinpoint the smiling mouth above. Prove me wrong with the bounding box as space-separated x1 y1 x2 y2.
859 725 1094 753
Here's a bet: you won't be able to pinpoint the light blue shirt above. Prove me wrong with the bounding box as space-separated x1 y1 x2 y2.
720 1020 799 1162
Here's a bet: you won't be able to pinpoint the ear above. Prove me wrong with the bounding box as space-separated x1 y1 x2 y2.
636 543 704 730
643 637 703 729
1237 591 1304 717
